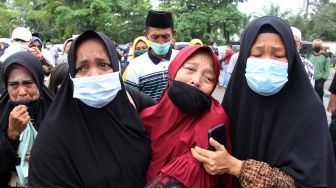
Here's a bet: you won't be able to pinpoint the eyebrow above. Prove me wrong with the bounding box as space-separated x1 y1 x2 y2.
272 46 285 51
76 60 89 67
96 57 110 62
251 45 285 50
184 61 198 66
151 33 171 36
8 81 18 84
204 68 215 75
8 79 34 83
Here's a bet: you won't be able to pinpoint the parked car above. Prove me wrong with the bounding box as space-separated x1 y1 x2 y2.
300 40 312 58
232 44 240 52
175 42 189 50
0 38 11 45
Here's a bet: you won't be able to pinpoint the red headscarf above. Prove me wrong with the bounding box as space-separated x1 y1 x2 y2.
140 46 232 188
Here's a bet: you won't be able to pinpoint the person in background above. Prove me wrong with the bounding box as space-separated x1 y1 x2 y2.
47 63 69 95
0 41 9 95
120 43 130 74
57 38 73 64
308 39 330 102
0 52 53 187
28 36 54 76
226 52 239 82
29 30 156 188
189 38 203 46
122 36 150 81
291 26 315 86
211 41 219 56
141 46 232 188
125 10 179 101
45 39 59 65
0 41 9 57
1 27 32 99
0 27 32 62
328 74 336 161
114 42 123 61
171 39 176 49
192 16 336 187
219 44 235 88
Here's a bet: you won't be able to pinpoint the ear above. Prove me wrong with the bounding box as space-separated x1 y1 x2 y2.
172 29 176 37
143 30 149 40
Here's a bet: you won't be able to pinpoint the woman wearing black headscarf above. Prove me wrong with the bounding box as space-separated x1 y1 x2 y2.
0 52 53 187
47 63 69 95
192 16 336 187
29 30 155 187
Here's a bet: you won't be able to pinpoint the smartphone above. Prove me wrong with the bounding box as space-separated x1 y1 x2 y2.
208 124 227 151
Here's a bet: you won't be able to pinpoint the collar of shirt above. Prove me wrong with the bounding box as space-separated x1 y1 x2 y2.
148 47 173 65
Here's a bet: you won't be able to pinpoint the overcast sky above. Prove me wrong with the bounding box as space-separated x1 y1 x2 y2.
237 0 305 15
151 0 335 16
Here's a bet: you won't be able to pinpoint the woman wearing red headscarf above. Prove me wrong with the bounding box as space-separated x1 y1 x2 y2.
140 45 232 188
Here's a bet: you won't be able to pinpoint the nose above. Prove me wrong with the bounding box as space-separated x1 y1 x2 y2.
18 86 28 97
86 67 101 77
157 37 166 44
191 75 201 88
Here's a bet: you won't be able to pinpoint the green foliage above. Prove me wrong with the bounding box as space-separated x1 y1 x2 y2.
0 2 16 37
159 0 247 44
1 0 335 45
288 1 336 41
1 0 151 44
256 3 292 19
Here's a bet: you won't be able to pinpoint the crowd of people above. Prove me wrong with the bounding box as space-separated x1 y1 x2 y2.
0 9 336 188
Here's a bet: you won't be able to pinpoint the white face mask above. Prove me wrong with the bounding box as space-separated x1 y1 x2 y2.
245 58 288 96
13 41 30 52
71 72 122 108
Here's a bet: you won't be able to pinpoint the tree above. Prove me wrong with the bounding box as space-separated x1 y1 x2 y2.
288 0 336 41
256 3 292 20
1 0 152 44
0 1 16 37
311 1 336 40
158 0 247 44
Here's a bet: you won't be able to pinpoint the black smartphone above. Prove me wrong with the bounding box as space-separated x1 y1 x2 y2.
208 124 227 151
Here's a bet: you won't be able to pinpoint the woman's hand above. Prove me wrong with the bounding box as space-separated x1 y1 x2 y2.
327 93 336 112
7 105 30 140
28 46 43 59
191 138 243 177
25 151 31 161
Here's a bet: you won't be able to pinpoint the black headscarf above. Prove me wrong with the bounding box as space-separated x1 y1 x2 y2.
222 16 336 187
0 51 54 185
29 30 150 187
0 51 54 130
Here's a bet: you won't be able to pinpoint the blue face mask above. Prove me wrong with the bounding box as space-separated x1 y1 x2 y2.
71 72 121 108
150 41 171 55
245 58 288 96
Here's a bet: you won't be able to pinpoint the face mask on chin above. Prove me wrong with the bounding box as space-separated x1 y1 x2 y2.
167 80 211 114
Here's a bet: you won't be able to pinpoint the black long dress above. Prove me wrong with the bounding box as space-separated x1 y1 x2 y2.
0 52 54 187
222 16 336 187
29 30 151 187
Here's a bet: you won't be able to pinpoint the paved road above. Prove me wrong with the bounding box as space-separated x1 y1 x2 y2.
212 69 335 124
